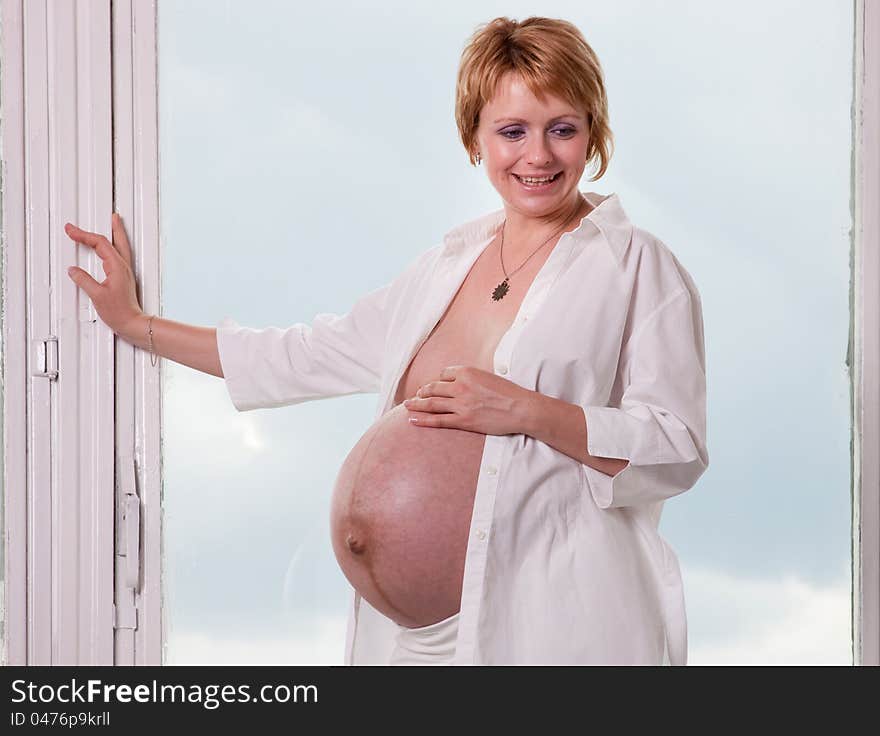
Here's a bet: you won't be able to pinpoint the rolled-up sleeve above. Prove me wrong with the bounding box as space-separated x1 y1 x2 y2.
215 280 393 411
580 287 709 509
215 245 441 412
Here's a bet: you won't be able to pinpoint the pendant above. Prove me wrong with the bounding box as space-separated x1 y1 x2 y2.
492 278 510 301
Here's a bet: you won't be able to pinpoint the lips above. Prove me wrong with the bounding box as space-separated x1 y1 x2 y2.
513 172 562 183
511 171 563 193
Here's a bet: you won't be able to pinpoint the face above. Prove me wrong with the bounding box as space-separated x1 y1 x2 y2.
473 72 590 221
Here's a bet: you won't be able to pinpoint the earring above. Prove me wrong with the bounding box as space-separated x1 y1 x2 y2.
476 152 482 164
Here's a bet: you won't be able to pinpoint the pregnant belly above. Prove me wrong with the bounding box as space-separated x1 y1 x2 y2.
329 401 486 628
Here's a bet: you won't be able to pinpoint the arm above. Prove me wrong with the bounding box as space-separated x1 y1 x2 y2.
214 245 442 412
518 392 630 477
519 287 708 510
119 313 222 378
66 213 439 410
214 282 394 412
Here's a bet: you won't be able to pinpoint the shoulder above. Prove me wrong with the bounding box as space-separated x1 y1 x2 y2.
627 225 704 306
385 242 445 297
402 242 445 279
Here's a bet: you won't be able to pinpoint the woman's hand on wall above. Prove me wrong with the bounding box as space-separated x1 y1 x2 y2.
65 213 144 337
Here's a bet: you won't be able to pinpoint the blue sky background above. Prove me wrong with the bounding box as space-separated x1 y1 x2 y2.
157 0 854 664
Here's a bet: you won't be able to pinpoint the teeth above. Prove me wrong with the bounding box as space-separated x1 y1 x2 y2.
518 174 556 184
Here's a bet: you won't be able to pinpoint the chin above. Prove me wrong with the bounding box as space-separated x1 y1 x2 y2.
505 180 572 206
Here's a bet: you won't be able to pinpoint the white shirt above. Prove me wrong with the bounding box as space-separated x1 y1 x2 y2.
215 190 709 665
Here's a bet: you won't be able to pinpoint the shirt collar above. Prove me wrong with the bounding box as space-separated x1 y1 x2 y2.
441 190 633 268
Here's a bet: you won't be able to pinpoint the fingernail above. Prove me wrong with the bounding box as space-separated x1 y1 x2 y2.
67 266 75 276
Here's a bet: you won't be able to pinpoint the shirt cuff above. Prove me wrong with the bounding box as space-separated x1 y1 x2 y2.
215 316 258 412
580 404 706 510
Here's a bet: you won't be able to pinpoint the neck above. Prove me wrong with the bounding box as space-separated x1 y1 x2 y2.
499 192 592 256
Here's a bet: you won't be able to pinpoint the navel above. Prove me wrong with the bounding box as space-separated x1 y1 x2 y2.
346 533 366 555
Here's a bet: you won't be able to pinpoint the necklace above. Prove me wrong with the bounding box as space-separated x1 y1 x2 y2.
491 194 588 301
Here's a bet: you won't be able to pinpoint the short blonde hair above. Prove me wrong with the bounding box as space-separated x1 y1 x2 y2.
455 16 613 181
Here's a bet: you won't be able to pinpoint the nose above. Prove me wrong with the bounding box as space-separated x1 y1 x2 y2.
524 133 553 168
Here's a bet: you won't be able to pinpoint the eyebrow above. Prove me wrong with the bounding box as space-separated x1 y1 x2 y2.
492 114 581 124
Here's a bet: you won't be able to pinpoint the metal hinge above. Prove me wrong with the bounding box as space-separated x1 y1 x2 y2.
112 603 138 630
114 453 141 631
31 336 59 380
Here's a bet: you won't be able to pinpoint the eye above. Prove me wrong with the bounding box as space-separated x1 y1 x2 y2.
499 126 577 140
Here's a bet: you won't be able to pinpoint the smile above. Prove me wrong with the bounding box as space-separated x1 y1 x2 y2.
512 172 562 189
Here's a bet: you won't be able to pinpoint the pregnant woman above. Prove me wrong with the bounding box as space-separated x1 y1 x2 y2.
65 16 708 666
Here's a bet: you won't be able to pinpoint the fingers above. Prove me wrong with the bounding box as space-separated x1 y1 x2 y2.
64 221 119 265
403 396 456 413
416 380 457 398
66 265 101 299
65 214 135 312
110 212 133 268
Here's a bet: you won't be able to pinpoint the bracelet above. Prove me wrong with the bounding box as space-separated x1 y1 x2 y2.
147 314 158 367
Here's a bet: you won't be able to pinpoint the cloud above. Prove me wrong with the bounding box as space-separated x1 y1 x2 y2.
164 561 853 666
163 362 269 470
165 613 349 666
684 563 851 665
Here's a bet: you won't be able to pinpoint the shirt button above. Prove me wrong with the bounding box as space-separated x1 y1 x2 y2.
476 530 486 540
497 365 508 375
486 466 497 476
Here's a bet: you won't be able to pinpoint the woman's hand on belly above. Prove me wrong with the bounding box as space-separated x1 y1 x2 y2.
402 365 533 436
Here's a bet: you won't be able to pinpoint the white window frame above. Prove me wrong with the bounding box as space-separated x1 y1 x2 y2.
853 0 880 667
0 0 161 665
1 0 877 665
